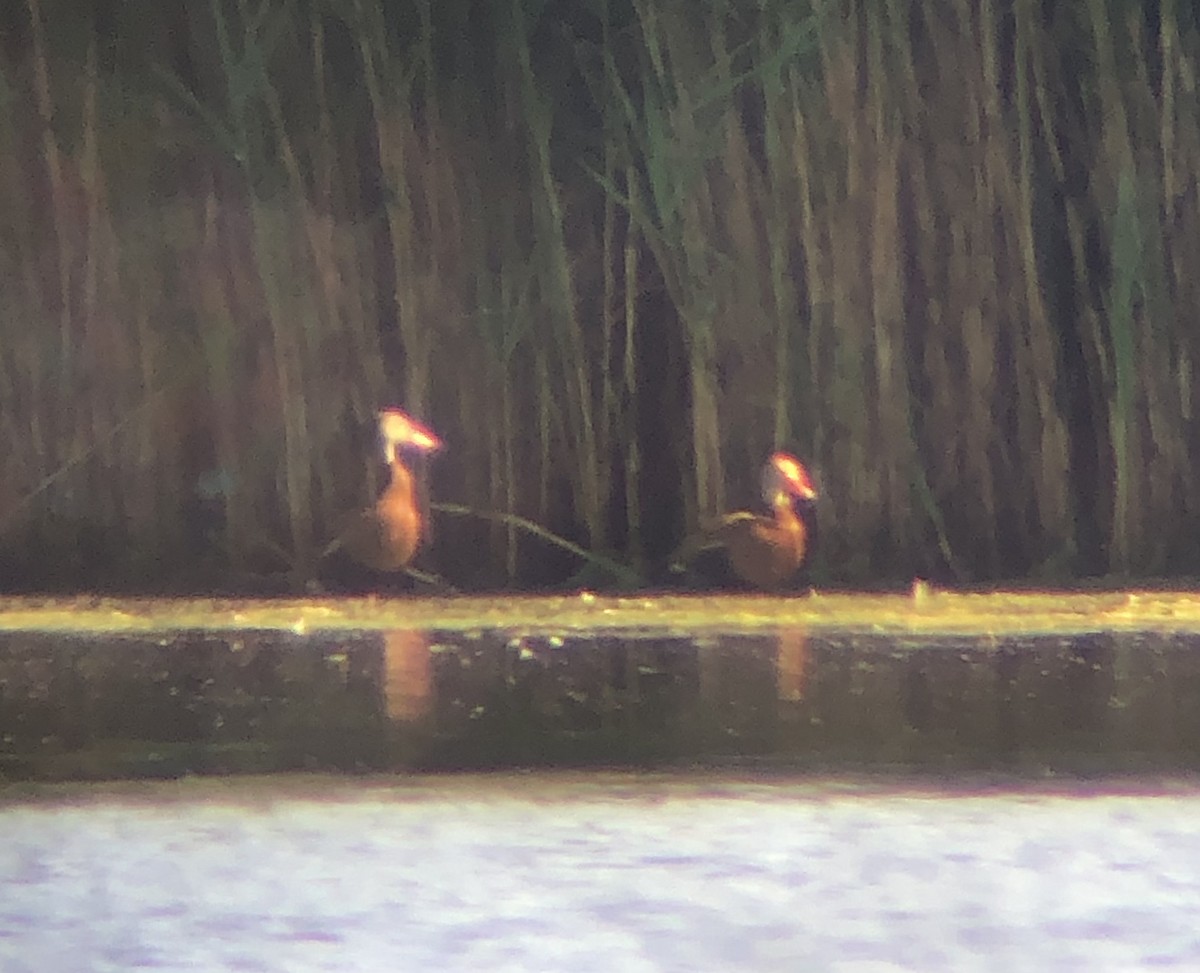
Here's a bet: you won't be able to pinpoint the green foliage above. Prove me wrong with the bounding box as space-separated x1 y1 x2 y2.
2 0 1200 589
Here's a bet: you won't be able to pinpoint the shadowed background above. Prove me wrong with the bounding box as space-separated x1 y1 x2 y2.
0 0 1196 592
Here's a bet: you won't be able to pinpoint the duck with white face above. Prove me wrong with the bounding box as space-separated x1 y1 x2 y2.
672 451 818 590
328 408 442 573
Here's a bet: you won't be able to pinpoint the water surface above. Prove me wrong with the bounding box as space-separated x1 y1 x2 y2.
3 773 1199 972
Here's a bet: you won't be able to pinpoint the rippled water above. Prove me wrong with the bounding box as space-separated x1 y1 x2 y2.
3 774 1199 972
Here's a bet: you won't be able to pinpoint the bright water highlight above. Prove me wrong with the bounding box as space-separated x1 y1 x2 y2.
2 775 1199 972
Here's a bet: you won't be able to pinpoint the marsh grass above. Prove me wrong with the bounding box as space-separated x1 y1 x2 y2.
1 0 1199 590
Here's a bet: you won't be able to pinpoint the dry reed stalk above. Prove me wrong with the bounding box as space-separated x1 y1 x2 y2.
755 22 811 461
520 109 607 553
1084 0 1139 574
814 23 884 573
1116 6 1199 573
178 0 318 574
625 1 730 525
622 210 644 570
947 0 1019 570
24 0 72 387
258 35 388 553
599 144 622 559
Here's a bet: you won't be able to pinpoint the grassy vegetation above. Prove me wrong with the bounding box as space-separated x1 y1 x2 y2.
1 588 1198 637
0 0 1198 591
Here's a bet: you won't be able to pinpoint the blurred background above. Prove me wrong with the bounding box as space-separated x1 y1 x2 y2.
0 0 1197 592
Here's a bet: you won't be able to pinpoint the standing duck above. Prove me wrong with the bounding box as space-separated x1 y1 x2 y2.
672 452 818 589
326 408 442 573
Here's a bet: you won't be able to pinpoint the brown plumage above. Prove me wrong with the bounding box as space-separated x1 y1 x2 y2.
674 452 818 590
328 408 441 572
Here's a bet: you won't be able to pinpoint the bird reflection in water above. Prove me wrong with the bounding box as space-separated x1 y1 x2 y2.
381 629 435 723
775 627 810 702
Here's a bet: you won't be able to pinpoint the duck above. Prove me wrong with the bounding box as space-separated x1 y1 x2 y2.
326 408 442 573
672 451 817 589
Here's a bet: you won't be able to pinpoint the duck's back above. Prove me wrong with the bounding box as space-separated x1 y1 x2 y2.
722 509 808 589
341 462 422 571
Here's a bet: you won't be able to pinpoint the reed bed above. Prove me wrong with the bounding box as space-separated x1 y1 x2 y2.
0 0 1198 590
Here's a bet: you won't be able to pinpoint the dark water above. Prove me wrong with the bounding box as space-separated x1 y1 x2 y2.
3 620 1200 969
3 627 1200 778
3 774 1200 972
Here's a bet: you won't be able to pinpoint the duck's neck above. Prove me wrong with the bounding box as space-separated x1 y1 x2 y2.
382 459 417 505
771 494 804 538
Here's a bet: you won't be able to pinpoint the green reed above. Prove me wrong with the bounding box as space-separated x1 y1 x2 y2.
3 0 1200 589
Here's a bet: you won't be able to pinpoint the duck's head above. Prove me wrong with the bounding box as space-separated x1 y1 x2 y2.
377 408 442 464
761 451 817 507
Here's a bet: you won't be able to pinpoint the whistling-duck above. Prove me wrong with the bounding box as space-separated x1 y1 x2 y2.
674 452 818 589
331 408 442 572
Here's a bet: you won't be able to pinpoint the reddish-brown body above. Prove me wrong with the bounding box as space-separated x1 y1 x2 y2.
340 457 425 570
676 452 817 589
332 409 441 572
721 501 809 589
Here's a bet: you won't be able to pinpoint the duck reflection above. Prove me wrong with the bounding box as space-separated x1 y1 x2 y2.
380 628 434 723
775 627 810 702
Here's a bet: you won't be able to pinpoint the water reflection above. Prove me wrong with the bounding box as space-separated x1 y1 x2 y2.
380 629 434 723
775 627 810 702
1 626 1199 779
